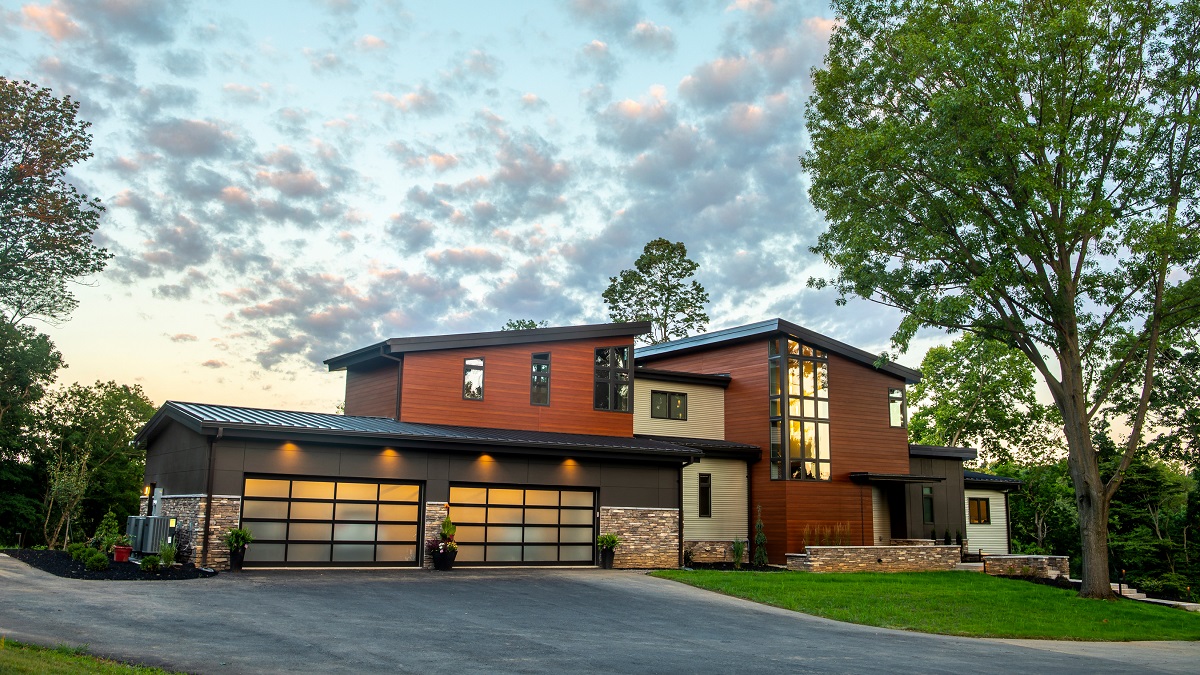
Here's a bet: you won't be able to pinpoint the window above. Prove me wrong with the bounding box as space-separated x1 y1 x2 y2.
698 473 712 518
594 346 632 412
463 358 484 400
889 387 906 427
530 353 550 406
922 486 934 524
768 337 830 480
969 497 991 524
650 391 687 420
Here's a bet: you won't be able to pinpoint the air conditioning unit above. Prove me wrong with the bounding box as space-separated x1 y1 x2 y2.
139 516 175 555
126 516 146 553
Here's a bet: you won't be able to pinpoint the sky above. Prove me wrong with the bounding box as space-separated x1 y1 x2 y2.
3 0 947 414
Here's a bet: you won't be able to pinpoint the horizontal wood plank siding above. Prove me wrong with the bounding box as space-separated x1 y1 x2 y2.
344 362 399 418
683 458 747 540
965 489 1010 555
401 339 634 437
872 486 890 545
633 380 724 439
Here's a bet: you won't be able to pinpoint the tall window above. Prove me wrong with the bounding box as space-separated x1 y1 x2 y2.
768 337 830 480
922 486 934 524
463 358 484 400
969 497 991 524
889 388 906 427
594 346 632 412
698 473 712 518
650 391 687 420
530 353 550 406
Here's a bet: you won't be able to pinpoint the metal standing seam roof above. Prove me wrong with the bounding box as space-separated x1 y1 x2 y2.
137 401 699 457
963 470 1023 486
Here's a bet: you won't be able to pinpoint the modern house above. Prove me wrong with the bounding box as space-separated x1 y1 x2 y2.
135 319 1008 569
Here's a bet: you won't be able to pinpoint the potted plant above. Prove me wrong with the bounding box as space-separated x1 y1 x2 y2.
597 533 620 569
426 517 458 570
112 534 133 563
224 527 254 571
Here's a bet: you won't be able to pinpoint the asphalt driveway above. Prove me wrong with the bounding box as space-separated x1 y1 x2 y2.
1 554 1196 674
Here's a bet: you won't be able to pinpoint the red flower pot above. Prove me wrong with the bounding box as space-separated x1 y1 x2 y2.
113 546 132 563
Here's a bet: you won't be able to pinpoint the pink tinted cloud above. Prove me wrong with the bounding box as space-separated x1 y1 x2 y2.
21 2 81 41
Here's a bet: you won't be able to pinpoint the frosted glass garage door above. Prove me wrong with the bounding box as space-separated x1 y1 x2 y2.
240 477 422 567
449 486 595 564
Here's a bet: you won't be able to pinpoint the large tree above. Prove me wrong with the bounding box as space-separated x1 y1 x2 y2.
1 77 110 325
803 0 1200 597
603 238 709 344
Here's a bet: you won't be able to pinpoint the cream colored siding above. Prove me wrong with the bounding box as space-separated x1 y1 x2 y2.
871 487 891 545
633 380 724 439
965 489 1010 555
683 458 747 541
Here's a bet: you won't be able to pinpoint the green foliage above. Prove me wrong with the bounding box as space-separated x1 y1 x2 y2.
752 505 768 566
990 461 1079 559
83 549 109 571
602 238 709 345
138 555 160 573
596 533 620 550
943 529 951 545
66 542 86 560
90 510 119 550
501 319 548 331
0 637 186 674
730 539 746 569
0 77 111 325
223 528 254 551
158 540 176 567
1107 334 1200 468
439 516 456 540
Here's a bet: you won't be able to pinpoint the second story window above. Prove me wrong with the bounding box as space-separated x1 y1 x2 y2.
463 357 484 400
531 352 550 406
889 387 906 427
594 346 632 412
650 391 687 420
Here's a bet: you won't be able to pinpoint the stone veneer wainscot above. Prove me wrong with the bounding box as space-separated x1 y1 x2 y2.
141 495 242 570
422 502 449 569
600 506 679 569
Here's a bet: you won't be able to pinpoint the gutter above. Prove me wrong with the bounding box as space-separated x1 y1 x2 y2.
201 426 224 567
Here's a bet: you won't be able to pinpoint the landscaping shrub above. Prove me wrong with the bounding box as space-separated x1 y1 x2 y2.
67 543 87 560
90 511 120 552
84 550 109 571
159 540 177 567
731 539 747 569
139 555 161 573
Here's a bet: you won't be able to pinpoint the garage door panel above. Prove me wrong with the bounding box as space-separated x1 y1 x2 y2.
379 504 418 521
292 481 334 499
448 485 596 565
245 521 287 540
290 502 332 520
335 503 376 520
377 544 417 562
246 543 285 562
245 478 290 498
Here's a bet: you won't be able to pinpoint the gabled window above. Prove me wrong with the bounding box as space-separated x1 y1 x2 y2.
650 391 687 420
530 353 550 406
463 357 484 400
969 497 991 524
889 387 906 428
698 473 712 518
594 346 632 412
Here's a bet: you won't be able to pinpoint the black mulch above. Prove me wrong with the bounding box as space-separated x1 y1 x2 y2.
2 548 217 581
685 561 786 572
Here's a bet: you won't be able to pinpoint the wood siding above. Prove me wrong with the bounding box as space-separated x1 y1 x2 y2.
905 456 968 541
400 339 634 436
872 486 891 545
344 362 400 418
683 458 747 540
633 380 724 439
965 489 1010 555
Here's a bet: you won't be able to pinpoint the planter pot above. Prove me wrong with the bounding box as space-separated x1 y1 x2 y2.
431 549 457 571
600 548 615 569
229 547 246 571
112 546 132 563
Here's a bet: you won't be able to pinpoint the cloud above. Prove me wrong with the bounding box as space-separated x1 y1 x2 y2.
303 48 345 73
223 83 266 104
678 56 761 108
424 247 505 274
375 85 445 115
201 359 227 368
21 2 81 41
596 85 676 151
628 20 675 54
575 40 620 83
161 49 207 77
144 118 237 158
168 333 198 342
520 93 547 109
567 0 638 35
441 50 501 91
356 34 386 50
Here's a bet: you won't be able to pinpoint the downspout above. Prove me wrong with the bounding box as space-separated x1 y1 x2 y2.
201 426 224 568
678 455 696 568
1005 490 1013 555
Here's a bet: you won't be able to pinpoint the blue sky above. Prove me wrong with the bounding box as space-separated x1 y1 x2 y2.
3 0 936 412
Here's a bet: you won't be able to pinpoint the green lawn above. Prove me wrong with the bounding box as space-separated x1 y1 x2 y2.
0 638 183 674
651 570 1200 641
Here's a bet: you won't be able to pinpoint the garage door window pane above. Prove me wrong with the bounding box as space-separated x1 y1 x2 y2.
457 545 484 562
245 479 290 498
560 527 593 543
561 491 593 507
245 543 286 562
450 486 487 504
523 526 557 543
451 506 487 523
524 508 558 524
487 526 523 543
377 524 416 542
334 523 375 541
525 490 559 506
488 545 521 561
376 544 416 562
289 523 332 540
332 544 374 562
291 481 334 499
337 482 377 501
456 525 485 542
488 507 523 523
288 544 331 562
560 509 593 525
560 545 592 561
489 488 524 505
291 502 333 520
379 484 419 502
378 504 418 522
243 500 289 519
524 545 557 561
245 521 287 540
335 503 376 520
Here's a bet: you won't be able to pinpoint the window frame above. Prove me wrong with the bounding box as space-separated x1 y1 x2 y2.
593 345 633 413
921 486 935 524
888 387 907 428
969 497 991 525
462 357 485 401
698 473 712 518
530 352 551 406
650 390 688 420
768 336 831 481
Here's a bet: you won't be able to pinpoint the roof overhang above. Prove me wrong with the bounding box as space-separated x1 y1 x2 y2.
909 444 978 461
635 434 760 460
634 368 733 388
964 471 1023 490
849 472 946 485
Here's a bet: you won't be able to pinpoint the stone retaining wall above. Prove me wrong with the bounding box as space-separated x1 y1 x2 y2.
890 538 936 546
983 555 1070 579
600 506 679 569
786 545 961 573
685 540 748 564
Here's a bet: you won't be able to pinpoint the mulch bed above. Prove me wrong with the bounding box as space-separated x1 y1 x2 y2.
3 548 216 581
686 561 786 572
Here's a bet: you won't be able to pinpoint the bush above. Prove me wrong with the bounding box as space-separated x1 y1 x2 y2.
67 543 87 560
223 528 254 551
159 540 177 566
731 539 747 569
596 533 620 550
90 511 120 552
139 555 161 573
84 550 110 571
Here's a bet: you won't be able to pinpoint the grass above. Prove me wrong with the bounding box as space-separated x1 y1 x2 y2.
650 570 1200 641
0 637 184 674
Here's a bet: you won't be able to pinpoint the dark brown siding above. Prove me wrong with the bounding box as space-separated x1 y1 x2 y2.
904 456 967 541
400 339 634 436
144 421 211 494
344 362 400 418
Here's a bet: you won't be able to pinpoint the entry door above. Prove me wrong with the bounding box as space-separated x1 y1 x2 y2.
448 486 595 564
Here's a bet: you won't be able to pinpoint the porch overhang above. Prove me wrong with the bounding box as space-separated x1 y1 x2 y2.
849 472 946 485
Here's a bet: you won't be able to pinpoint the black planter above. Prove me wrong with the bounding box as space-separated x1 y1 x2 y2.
431 549 457 571
600 548 615 569
229 547 246 571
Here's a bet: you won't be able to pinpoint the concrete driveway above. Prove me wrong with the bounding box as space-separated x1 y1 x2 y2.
1 554 1196 674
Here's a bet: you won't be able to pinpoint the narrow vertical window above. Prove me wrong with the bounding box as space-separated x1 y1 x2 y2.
594 346 632 412
698 473 712 518
463 358 484 400
770 337 830 480
922 486 934 524
530 353 550 406
889 387 906 427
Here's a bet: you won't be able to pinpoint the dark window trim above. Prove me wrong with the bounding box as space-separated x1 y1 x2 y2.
969 497 991 524
889 387 906 428
650 390 688 420
769 336 832 482
463 357 485 401
594 345 633 413
698 473 712 518
530 352 551 407
921 486 935 524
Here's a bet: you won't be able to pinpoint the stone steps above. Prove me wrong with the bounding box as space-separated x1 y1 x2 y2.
1065 579 1199 610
